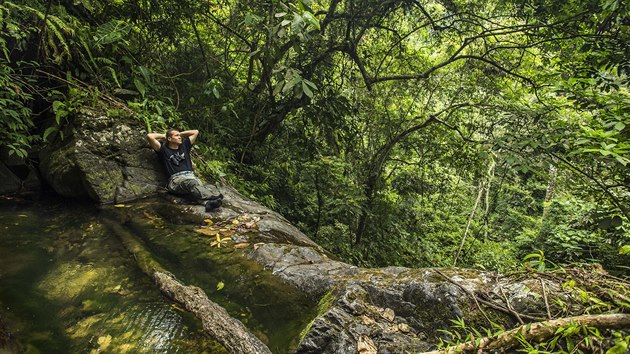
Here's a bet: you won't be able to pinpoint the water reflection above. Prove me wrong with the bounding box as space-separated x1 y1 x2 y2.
0 197 224 353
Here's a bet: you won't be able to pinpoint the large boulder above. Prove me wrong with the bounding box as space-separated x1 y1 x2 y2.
39 108 166 203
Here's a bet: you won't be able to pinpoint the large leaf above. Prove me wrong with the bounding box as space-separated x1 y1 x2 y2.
93 20 130 46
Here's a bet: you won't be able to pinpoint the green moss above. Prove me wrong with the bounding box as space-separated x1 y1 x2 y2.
298 289 338 342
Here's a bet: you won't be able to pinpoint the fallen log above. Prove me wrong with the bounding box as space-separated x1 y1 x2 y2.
105 219 272 354
423 313 630 354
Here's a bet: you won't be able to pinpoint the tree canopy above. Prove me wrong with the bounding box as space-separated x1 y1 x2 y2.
1 0 629 272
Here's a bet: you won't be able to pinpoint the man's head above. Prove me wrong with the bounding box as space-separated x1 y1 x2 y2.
166 128 182 146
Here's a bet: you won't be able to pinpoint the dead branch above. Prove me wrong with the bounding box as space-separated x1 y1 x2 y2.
499 286 523 325
435 269 544 322
105 219 272 354
541 279 552 319
422 313 630 354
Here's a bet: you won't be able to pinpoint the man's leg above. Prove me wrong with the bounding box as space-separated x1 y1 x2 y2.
188 177 216 202
168 175 220 204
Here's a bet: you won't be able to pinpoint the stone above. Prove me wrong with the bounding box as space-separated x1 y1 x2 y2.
39 108 167 203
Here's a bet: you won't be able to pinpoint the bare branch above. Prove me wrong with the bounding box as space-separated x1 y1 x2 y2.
422 314 630 354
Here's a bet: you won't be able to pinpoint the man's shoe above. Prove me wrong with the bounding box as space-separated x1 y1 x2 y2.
205 199 222 212
208 193 223 201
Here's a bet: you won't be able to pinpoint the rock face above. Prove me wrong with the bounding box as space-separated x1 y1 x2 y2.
248 242 561 353
39 108 165 203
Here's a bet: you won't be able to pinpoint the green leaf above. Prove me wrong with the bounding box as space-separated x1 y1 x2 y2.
134 79 146 98
52 100 64 113
43 127 58 141
94 20 131 45
302 11 320 30
606 340 628 354
291 14 304 32
273 82 284 96
216 281 225 291
138 66 151 84
303 79 317 90
302 81 313 98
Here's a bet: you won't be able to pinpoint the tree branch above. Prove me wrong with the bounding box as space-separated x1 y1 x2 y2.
105 219 272 354
422 314 630 354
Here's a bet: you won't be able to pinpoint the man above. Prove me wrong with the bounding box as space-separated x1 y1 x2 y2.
147 128 223 211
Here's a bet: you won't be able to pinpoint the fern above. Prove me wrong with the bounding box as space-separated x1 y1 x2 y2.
5 3 74 63
45 15 73 62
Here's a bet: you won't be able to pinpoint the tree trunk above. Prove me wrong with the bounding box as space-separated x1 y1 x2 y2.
105 219 272 354
453 182 483 266
542 160 557 218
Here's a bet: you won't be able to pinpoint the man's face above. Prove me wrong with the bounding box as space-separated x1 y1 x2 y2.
168 131 182 145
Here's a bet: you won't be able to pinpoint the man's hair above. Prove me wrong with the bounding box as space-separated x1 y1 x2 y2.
166 128 180 138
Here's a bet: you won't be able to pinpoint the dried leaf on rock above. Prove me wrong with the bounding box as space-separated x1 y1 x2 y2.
381 308 395 322
210 234 232 248
220 229 235 237
357 336 377 354
194 228 219 237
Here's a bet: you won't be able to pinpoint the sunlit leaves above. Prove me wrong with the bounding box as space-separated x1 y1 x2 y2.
204 79 223 99
274 0 320 39
273 67 317 99
195 215 259 248
93 20 130 46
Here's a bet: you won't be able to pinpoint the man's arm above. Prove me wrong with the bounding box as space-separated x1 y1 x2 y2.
146 132 165 152
180 130 199 145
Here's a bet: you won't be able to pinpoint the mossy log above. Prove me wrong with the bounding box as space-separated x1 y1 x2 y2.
105 219 272 354
423 313 630 354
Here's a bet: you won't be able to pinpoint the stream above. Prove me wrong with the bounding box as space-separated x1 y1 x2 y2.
0 196 316 353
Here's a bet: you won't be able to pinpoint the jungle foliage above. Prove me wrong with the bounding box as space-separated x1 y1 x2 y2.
1 0 629 275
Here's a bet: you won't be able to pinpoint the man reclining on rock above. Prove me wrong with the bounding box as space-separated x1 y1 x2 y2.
147 128 223 212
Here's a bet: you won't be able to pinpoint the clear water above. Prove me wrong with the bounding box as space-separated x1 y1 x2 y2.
0 196 315 353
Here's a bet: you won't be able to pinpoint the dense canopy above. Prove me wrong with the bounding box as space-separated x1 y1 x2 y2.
2 0 629 270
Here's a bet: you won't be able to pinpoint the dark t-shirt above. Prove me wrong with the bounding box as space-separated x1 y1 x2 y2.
157 137 194 178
